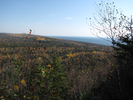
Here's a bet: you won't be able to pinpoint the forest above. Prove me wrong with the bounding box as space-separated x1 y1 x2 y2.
0 32 132 100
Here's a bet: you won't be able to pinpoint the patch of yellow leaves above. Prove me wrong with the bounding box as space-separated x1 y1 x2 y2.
14 85 19 90
23 95 26 98
20 79 26 86
47 64 51 67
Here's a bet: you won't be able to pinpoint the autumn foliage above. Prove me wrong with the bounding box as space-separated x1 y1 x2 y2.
0 31 114 100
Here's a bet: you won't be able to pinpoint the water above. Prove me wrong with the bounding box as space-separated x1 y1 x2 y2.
46 36 112 46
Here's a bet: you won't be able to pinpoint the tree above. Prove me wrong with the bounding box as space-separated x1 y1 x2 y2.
47 53 71 100
112 16 133 100
87 1 127 44
113 16 133 56
87 1 133 100
25 54 71 100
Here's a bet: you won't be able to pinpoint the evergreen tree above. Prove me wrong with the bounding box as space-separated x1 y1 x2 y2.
112 17 133 99
26 54 71 100
47 53 71 100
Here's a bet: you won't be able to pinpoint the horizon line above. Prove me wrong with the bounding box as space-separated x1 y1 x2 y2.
0 32 109 38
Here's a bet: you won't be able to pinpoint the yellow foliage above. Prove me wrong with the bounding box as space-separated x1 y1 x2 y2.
42 71 45 75
47 64 51 67
92 51 97 54
23 95 26 98
38 57 42 60
20 79 26 86
36 37 46 40
14 85 19 90
69 53 73 57
66 54 69 57
42 71 44 73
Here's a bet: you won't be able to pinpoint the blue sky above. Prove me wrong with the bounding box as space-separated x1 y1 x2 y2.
0 0 133 37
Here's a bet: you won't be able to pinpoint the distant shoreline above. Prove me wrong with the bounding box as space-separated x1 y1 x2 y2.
0 33 112 46
46 36 112 46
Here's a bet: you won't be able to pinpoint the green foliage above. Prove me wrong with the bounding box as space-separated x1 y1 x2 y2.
45 54 71 99
113 34 133 59
24 54 71 100
112 34 133 99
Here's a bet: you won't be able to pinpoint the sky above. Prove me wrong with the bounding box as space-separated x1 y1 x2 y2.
0 0 133 37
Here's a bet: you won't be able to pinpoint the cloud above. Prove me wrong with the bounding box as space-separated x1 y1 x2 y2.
65 17 73 19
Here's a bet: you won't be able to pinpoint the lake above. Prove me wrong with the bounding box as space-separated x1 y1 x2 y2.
45 36 112 46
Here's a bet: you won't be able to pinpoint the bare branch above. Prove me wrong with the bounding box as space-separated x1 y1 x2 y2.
87 1 127 44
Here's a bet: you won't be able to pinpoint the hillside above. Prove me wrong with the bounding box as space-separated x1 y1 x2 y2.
0 33 115 100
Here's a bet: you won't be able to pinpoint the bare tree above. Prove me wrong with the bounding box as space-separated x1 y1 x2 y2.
86 1 127 44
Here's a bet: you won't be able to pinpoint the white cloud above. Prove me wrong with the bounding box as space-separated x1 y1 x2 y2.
65 17 73 19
